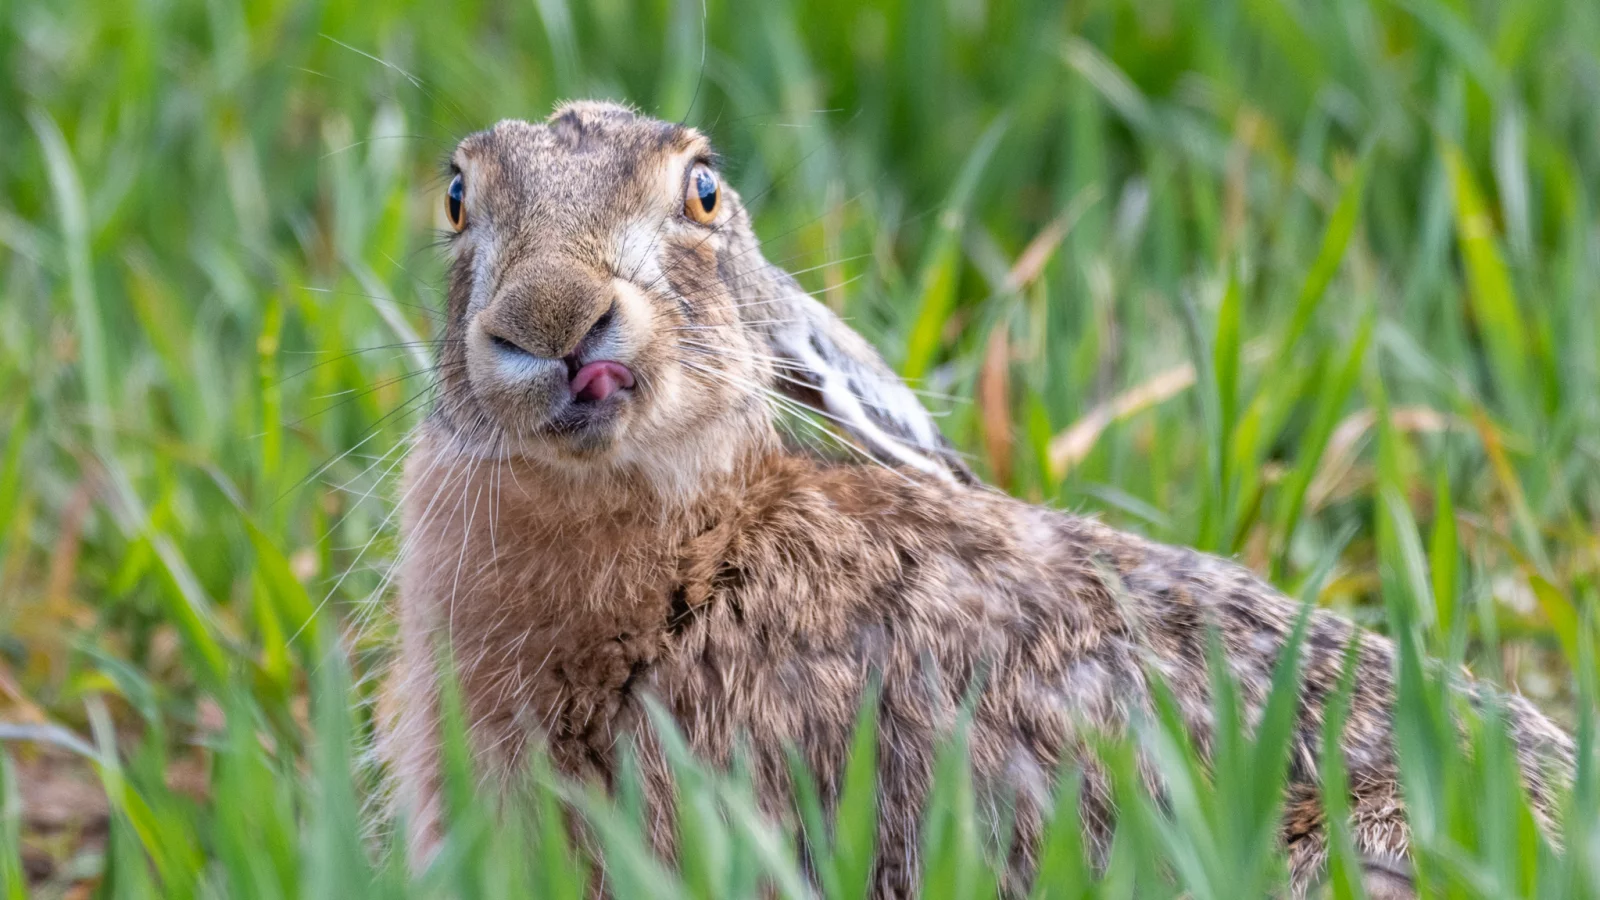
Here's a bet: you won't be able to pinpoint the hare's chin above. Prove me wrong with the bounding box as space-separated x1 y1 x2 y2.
474 389 637 461
544 395 629 443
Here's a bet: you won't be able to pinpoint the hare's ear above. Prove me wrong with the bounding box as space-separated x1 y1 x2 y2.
758 276 975 484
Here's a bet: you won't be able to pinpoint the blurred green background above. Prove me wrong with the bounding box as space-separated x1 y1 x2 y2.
3 0 1599 894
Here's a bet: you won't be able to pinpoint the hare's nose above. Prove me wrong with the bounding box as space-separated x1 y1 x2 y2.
481 319 634 404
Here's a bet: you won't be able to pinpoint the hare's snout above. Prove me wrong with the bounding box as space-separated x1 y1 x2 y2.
464 293 641 451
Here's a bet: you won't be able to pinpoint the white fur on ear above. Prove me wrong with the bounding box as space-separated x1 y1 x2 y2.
758 274 975 484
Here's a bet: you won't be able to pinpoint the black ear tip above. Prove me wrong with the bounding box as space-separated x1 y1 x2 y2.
944 452 979 485
928 435 978 485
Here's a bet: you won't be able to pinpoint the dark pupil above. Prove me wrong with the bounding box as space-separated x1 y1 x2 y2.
695 170 717 213
448 175 464 221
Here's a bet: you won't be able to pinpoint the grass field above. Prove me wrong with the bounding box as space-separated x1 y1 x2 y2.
3 0 1600 896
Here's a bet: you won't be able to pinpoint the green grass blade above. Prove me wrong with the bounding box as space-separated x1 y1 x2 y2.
1030 763 1089 900
28 108 111 453
834 685 882 900
303 644 375 900
1428 470 1459 647
902 115 1009 381
0 752 24 900
0 400 30 565
1271 313 1374 581
1317 640 1368 900
1276 154 1371 363
1443 143 1531 407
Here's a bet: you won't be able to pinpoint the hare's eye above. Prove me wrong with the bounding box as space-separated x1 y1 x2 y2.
446 173 467 231
684 164 719 224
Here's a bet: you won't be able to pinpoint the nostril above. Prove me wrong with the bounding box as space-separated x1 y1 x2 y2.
490 333 533 356
485 331 565 383
574 302 618 353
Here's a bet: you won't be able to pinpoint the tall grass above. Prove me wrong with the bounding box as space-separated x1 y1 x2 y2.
2 0 1598 896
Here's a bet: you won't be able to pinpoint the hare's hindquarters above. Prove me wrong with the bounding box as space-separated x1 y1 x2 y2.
1101 527 1567 898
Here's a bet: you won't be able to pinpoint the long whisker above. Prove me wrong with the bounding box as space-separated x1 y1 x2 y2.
675 339 964 407
678 358 916 483
669 320 804 331
297 283 445 315
320 134 437 160
297 418 462 643
319 34 476 135
324 437 412 537
272 365 457 505
281 362 458 430
275 341 458 386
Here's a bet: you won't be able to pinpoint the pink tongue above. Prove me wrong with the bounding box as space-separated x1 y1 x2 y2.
570 360 635 403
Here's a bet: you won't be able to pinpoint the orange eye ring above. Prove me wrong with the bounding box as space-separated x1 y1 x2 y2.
684 163 719 224
446 172 467 231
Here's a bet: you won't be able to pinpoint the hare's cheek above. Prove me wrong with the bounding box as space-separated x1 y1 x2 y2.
610 278 655 347
613 218 666 287
642 365 687 429
659 239 722 312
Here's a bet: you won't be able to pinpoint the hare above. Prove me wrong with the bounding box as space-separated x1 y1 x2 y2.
377 101 1574 898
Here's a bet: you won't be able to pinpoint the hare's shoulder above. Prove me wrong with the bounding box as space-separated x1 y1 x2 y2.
686 460 1121 633
655 461 1147 775
658 459 1419 812
707 461 1402 719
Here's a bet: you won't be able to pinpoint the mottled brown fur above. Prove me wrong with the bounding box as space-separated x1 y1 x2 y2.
377 102 1574 897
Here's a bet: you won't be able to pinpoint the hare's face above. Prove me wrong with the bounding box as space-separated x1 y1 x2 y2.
435 102 774 476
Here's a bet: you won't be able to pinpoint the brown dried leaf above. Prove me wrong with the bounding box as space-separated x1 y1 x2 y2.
1003 185 1101 293
1047 362 1197 479
1306 405 1455 511
978 327 1013 488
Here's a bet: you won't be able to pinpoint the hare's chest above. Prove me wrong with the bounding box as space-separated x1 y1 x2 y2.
443 561 678 772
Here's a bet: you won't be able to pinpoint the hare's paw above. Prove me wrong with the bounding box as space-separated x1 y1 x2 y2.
1358 857 1414 900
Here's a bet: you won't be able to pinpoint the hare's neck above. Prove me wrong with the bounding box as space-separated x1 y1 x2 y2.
396 428 752 631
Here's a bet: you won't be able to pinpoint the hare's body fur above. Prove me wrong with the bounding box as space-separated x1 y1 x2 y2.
384 431 1570 895
379 102 1573 897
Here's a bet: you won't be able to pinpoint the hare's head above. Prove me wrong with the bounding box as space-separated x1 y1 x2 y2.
434 101 972 492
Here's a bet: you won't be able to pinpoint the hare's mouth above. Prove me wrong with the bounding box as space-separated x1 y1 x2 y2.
568 359 635 404
536 357 637 448
463 315 640 454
